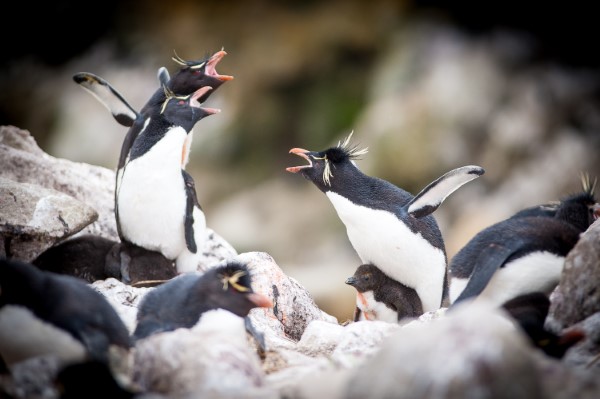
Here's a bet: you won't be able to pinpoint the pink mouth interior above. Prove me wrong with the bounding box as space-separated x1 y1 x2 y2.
206 50 234 81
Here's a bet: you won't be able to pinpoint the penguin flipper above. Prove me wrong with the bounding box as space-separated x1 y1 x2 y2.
451 242 516 305
182 170 200 253
73 72 139 127
157 67 170 86
406 165 485 218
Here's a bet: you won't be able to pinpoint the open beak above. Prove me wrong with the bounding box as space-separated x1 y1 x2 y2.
247 292 273 308
593 204 600 220
207 49 234 81
191 86 221 114
286 148 313 173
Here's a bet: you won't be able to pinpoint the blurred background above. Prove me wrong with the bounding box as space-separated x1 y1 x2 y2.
2 0 599 321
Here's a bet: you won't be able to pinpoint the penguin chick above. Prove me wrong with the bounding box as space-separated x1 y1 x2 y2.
72 49 233 128
286 133 484 312
345 264 423 323
501 292 585 359
32 235 177 286
116 85 219 274
0 258 131 370
132 260 272 341
450 176 600 306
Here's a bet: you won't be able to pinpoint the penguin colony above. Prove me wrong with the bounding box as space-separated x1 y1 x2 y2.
1 47 599 396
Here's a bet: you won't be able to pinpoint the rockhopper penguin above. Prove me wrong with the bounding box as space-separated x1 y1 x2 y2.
449 176 600 306
132 260 272 341
346 263 423 323
116 85 220 274
286 133 484 312
73 49 233 244
0 258 131 371
73 49 233 129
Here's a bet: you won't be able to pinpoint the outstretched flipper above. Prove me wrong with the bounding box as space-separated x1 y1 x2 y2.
451 241 518 305
73 72 139 127
406 165 485 218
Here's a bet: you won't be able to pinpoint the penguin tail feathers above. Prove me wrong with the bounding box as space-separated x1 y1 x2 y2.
406 165 484 218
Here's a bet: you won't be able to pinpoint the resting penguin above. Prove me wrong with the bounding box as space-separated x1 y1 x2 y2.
32 234 177 286
116 85 219 274
449 176 600 306
0 258 131 371
286 133 484 312
132 260 272 341
345 264 423 323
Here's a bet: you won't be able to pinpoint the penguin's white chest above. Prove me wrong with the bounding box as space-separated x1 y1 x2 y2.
117 126 190 259
356 291 398 323
477 251 565 306
327 192 446 312
0 305 87 367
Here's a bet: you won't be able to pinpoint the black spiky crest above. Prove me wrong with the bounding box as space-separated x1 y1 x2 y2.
171 50 208 70
320 132 368 185
217 261 252 293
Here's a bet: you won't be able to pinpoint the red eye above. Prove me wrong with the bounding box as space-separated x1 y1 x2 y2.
178 100 185 105
192 70 201 75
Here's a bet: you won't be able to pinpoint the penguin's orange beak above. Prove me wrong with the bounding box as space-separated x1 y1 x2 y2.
206 49 234 81
286 148 312 173
247 292 273 308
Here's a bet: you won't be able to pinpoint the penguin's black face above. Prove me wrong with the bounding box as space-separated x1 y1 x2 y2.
555 189 599 231
207 262 272 318
160 86 221 129
170 49 234 102
345 264 383 293
286 134 368 191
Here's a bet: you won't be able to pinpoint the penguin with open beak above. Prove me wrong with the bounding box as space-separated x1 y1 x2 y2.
449 175 600 306
345 264 423 323
115 85 220 274
0 257 131 372
132 260 272 342
286 133 484 312
72 49 233 128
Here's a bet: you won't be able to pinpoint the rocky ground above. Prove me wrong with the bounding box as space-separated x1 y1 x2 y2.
1 125 600 398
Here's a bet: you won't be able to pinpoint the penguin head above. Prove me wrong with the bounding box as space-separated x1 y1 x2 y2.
158 85 221 131
345 264 384 293
204 261 272 318
169 49 234 102
555 174 599 231
286 132 368 191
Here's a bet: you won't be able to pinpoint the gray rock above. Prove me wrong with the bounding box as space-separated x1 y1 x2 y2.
240 251 338 345
0 125 117 241
560 313 600 371
133 309 278 399
548 219 600 330
0 177 97 261
344 301 543 399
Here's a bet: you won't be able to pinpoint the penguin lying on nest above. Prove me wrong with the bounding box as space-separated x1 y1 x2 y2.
0 258 131 376
32 235 176 287
132 260 272 341
287 132 484 314
449 175 599 306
